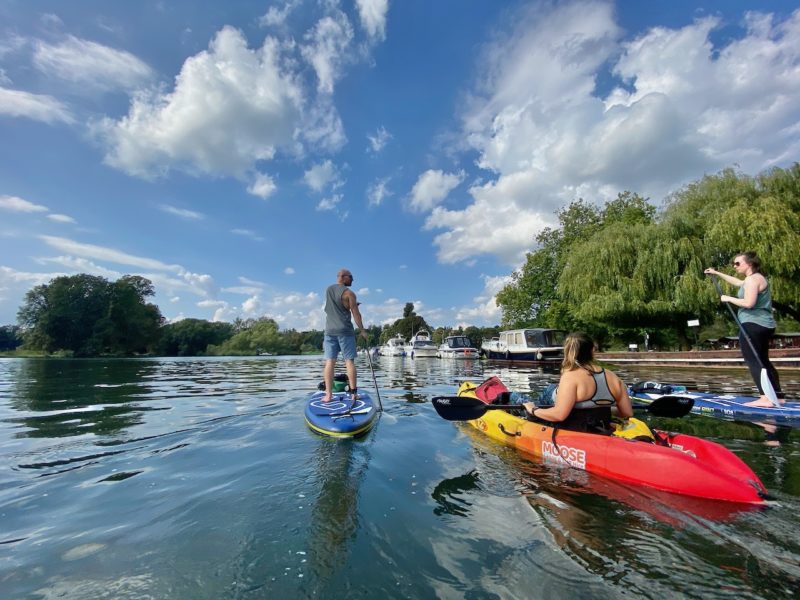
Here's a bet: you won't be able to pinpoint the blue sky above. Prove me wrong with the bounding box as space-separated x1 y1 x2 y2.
1 0 798 331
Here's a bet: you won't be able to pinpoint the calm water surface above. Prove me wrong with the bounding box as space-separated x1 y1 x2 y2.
1 356 798 599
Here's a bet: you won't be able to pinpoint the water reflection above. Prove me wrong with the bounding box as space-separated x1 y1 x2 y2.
304 435 373 595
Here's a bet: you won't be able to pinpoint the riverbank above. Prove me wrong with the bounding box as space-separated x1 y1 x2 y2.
597 348 800 369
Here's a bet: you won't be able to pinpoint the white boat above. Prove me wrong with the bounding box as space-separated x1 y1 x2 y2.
437 335 479 359
481 328 565 362
379 334 406 357
404 330 438 358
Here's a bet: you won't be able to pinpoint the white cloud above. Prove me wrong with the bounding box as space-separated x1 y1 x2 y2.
316 193 342 211
367 125 391 153
408 169 464 213
39 235 179 272
301 11 354 94
46 213 76 224
434 2 800 266
355 0 389 41
33 36 154 92
367 177 391 206
284 267 295 275
37 235 218 299
0 195 49 213
248 172 278 199
159 204 205 220
231 228 264 242
36 256 121 279
0 265 67 286
94 26 304 180
453 274 509 325
0 87 74 124
303 159 343 192
259 1 300 28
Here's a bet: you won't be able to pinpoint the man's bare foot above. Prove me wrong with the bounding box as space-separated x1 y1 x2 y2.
743 395 784 407
321 394 332 403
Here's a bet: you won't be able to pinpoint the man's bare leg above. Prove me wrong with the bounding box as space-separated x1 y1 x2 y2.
322 359 335 402
345 359 358 399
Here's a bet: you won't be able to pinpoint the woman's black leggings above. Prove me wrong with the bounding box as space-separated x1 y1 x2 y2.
740 322 782 396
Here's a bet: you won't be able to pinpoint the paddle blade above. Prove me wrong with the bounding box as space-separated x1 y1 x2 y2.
646 396 694 418
760 369 781 408
431 396 490 421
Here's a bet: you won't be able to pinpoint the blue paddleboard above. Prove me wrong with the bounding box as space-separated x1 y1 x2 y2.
304 391 378 437
630 387 800 424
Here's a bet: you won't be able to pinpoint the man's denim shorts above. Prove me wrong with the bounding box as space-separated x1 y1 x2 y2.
323 334 357 360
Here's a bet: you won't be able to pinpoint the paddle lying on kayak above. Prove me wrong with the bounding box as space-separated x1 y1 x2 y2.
432 394 694 422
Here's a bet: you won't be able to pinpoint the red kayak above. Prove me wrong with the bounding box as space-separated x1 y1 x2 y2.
446 377 768 505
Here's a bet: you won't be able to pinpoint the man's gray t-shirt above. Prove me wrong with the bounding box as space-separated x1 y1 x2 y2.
324 284 354 336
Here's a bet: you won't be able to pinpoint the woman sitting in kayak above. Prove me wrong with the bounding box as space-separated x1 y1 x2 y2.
522 332 633 433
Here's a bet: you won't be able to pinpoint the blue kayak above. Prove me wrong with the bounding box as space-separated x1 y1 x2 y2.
304 391 378 438
630 384 800 423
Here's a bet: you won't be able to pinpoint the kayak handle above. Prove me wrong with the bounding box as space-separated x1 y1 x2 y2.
498 423 521 437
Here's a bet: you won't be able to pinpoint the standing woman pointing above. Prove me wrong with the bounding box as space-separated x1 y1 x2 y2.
705 251 783 407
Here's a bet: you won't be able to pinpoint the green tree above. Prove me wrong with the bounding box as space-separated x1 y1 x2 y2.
17 274 163 356
0 325 23 351
159 318 234 356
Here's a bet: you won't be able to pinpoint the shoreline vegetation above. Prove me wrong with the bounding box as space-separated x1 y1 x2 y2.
2 166 799 359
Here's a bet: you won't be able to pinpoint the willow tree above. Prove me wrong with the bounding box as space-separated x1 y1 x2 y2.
664 165 800 321
558 220 714 347
496 193 654 331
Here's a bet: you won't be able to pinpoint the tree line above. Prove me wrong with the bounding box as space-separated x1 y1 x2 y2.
4 165 797 356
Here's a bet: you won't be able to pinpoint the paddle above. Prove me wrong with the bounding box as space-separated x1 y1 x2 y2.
364 339 383 412
710 275 781 407
431 394 694 422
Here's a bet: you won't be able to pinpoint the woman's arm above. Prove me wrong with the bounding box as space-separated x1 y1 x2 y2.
704 268 744 288
721 275 762 309
524 373 576 422
607 372 633 418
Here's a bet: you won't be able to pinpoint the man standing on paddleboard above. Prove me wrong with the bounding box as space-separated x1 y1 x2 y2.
322 268 369 402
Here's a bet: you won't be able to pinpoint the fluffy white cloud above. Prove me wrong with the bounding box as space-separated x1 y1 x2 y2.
33 35 154 92
0 195 49 213
434 2 800 266
247 172 278 199
0 87 74 124
408 169 464 213
94 27 304 180
316 193 342 211
301 11 354 94
367 177 391 206
303 159 343 192
355 0 389 41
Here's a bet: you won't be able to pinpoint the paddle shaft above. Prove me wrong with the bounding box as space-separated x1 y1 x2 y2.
711 275 779 406
364 339 383 411
432 394 693 421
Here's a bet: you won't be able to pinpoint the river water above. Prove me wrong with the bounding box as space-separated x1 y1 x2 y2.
0 356 798 599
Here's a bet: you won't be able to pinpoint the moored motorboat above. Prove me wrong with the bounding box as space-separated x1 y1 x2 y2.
379 334 406 357
405 330 438 358
481 328 565 362
437 335 479 359
434 377 767 504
